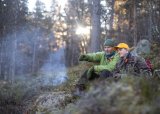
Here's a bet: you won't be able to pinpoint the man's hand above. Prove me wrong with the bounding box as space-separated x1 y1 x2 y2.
79 54 87 61
87 66 94 79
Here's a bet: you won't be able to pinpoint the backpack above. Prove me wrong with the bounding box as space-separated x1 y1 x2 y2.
145 58 153 72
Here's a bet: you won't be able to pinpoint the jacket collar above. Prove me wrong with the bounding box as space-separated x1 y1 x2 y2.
105 51 116 59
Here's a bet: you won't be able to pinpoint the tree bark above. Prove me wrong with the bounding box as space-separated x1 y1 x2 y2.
133 0 137 46
89 0 101 52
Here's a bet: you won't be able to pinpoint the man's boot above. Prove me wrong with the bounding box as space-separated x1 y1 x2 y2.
72 70 88 97
73 84 86 97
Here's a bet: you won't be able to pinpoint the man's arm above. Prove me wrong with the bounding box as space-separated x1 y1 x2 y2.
79 52 104 62
94 53 120 73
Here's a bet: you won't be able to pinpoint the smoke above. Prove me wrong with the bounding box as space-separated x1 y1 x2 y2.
0 25 67 86
1 27 48 77
0 26 68 114
37 48 68 86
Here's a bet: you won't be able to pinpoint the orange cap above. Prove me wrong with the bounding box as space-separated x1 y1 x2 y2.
115 43 129 50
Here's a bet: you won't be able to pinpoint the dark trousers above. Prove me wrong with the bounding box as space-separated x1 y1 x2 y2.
99 70 113 78
77 69 99 85
77 69 113 86
75 69 113 92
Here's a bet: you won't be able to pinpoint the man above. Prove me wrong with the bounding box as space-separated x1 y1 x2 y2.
75 38 120 93
113 43 152 78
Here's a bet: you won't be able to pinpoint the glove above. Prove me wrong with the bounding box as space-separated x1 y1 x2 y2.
113 73 121 79
79 54 87 61
87 66 94 79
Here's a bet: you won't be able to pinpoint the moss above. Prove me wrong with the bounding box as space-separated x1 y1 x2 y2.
62 75 160 114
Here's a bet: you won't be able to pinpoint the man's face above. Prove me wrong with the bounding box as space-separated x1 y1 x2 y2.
104 46 114 54
117 48 128 57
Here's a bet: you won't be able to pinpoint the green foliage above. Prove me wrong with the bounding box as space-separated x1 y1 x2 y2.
0 81 27 113
62 76 160 114
0 82 25 104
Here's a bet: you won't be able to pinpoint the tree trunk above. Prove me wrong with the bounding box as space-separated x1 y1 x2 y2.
89 0 101 52
109 0 115 30
148 1 153 41
133 0 137 46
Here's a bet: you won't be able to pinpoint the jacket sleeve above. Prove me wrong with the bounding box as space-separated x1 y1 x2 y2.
94 53 120 72
85 52 104 62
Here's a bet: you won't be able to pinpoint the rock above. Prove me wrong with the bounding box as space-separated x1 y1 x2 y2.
0 80 7 87
32 91 72 113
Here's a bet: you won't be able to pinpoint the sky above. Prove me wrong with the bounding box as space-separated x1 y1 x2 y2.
28 0 52 11
28 0 68 12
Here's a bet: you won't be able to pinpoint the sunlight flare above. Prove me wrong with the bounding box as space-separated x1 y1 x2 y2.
76 26 90 35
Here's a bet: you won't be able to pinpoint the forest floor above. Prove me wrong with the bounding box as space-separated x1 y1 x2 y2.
0 62 160 114
0 62 92 114
27 62 160 114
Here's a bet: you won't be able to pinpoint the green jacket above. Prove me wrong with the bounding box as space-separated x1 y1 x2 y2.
84 51 120 73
